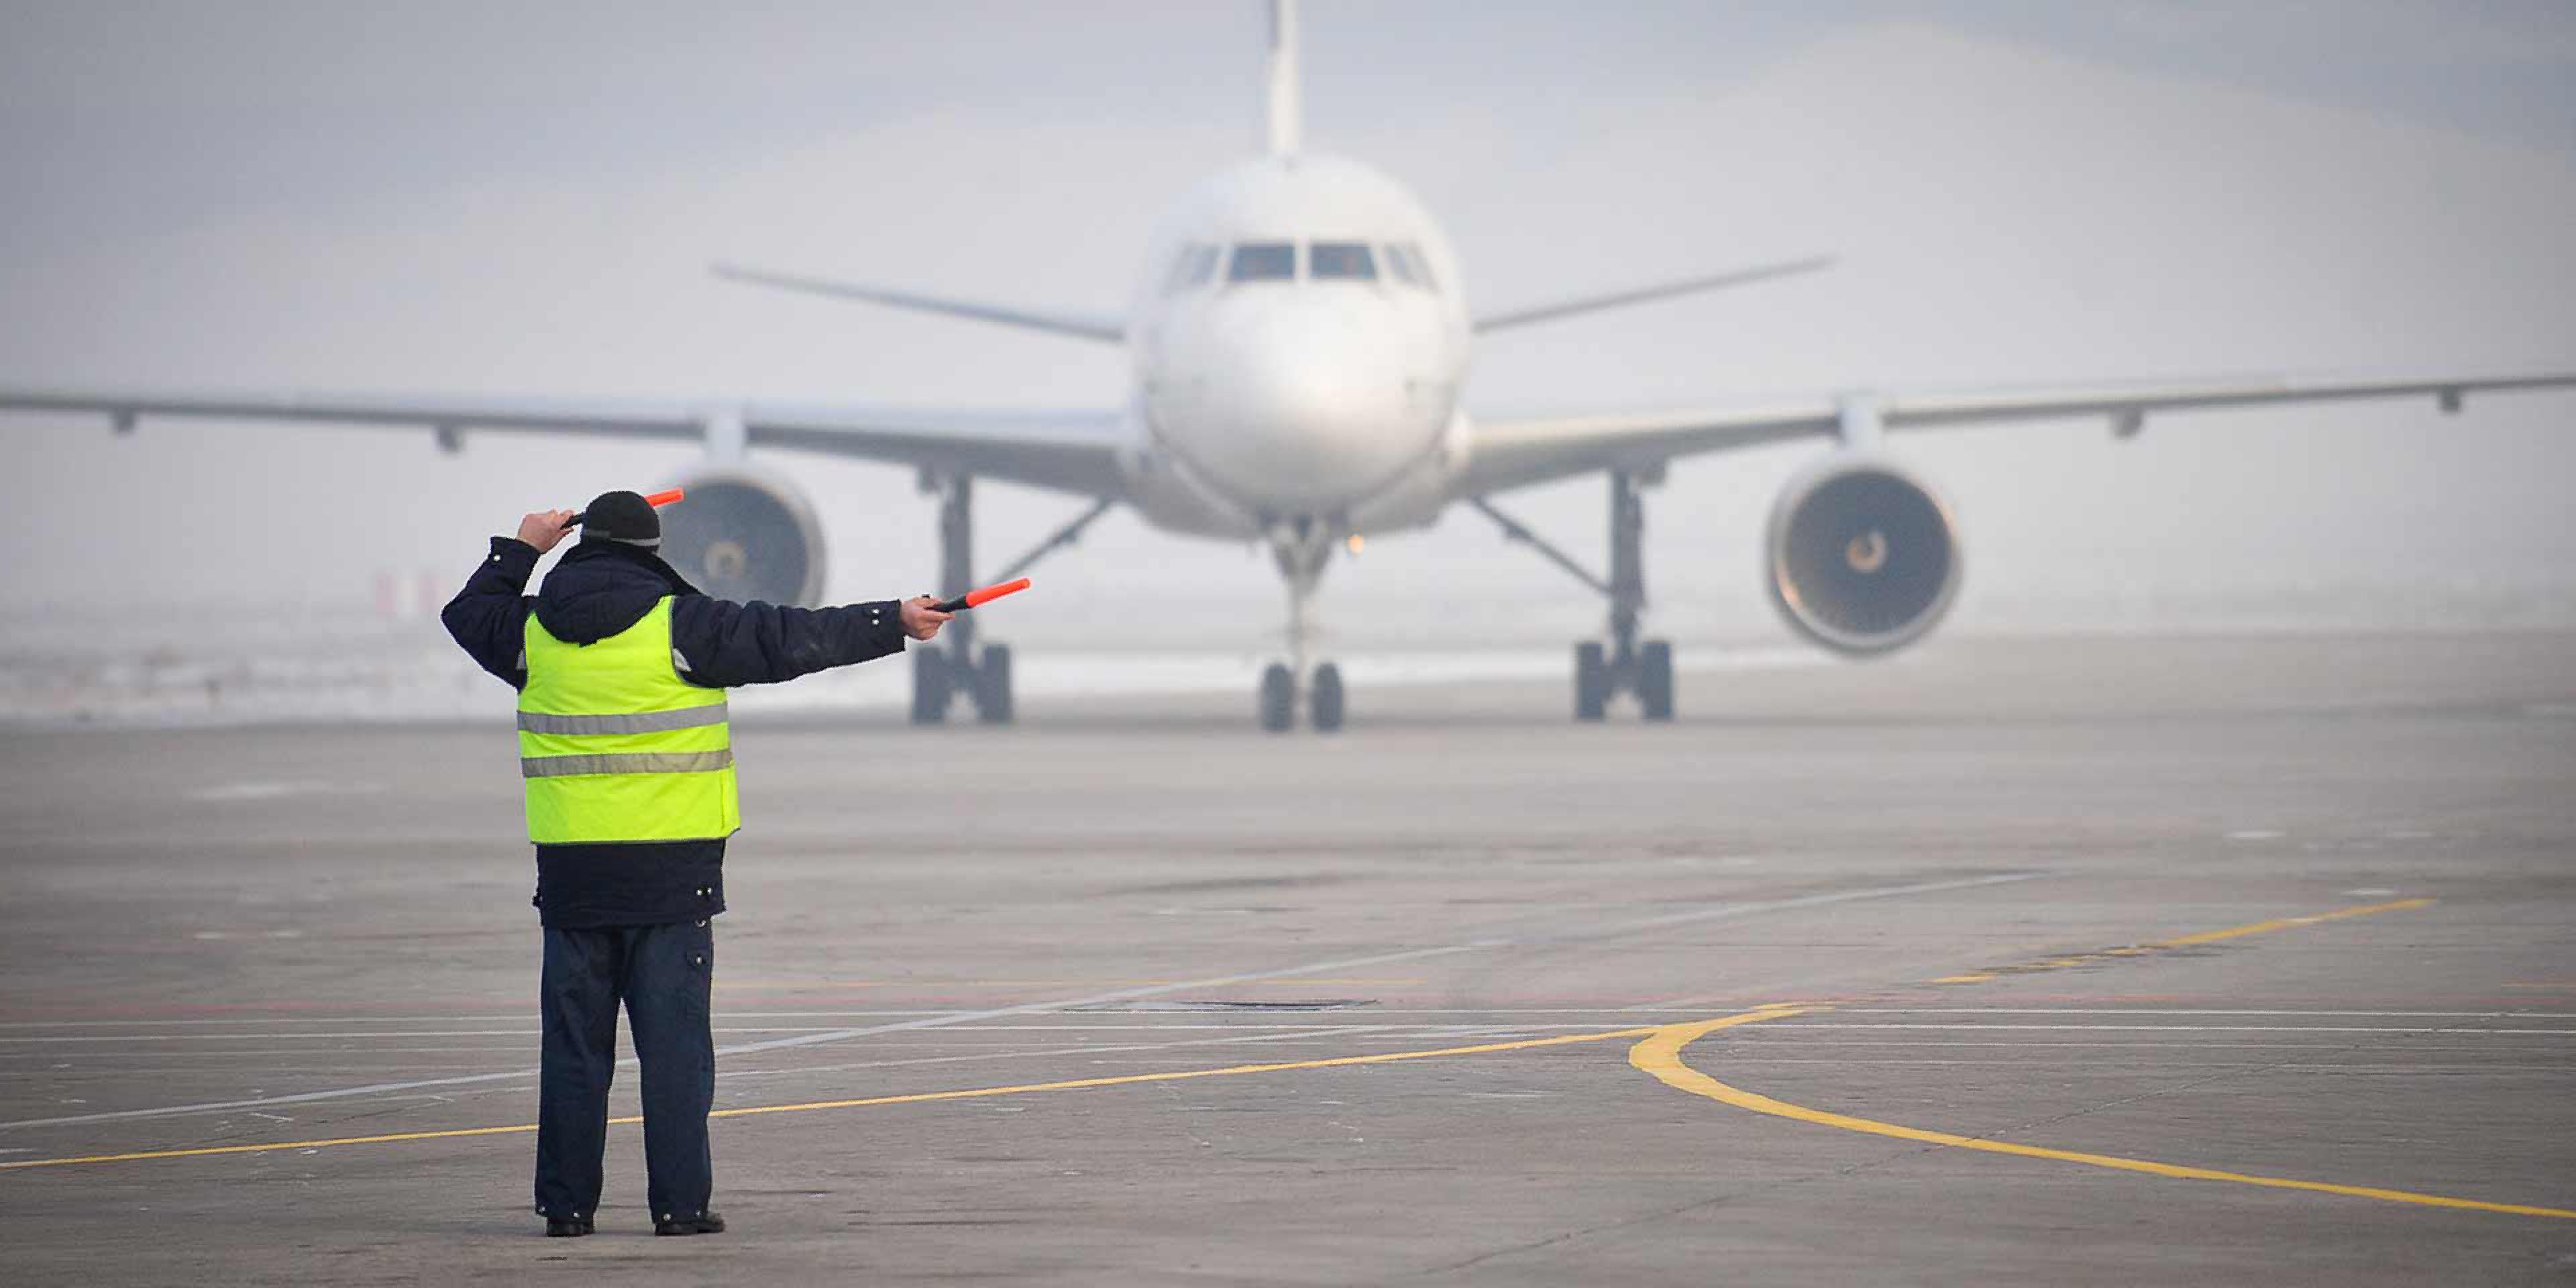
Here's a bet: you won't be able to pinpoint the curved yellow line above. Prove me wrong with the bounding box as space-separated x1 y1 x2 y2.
1630 1015 2576 1221
7 1014 1786 1172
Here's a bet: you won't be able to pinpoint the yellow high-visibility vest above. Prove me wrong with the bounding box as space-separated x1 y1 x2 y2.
517 596 739 844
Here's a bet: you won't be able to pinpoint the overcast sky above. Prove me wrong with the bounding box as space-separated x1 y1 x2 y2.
3 1 2573 646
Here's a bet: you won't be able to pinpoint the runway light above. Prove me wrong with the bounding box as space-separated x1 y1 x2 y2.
1346 533 1364 555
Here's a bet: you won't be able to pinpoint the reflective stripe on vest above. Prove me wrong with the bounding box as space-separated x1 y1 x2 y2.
517 596 740 845
516 705 731 736
521 749 737 778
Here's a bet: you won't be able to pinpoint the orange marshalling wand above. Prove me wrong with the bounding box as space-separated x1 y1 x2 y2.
563 488 686 527
934 578 1032 612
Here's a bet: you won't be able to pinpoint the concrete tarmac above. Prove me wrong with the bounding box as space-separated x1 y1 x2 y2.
2 633 2572 1285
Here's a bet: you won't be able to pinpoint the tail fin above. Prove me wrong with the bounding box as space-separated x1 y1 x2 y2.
1267 0 1301 156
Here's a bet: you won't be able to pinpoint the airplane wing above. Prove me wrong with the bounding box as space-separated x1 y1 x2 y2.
712 262 1126 345
1459 372 2576 496
1471 255 1835 334
0 386 1130 498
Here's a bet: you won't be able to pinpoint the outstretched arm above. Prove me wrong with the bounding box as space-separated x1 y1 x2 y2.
669 594 949 688
440 510 571 688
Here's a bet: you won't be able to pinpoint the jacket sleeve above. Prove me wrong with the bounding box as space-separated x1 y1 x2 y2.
441 536 539 688
667 595 909 688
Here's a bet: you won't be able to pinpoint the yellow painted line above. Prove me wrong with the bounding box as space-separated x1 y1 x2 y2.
1931 898 2434 985
0 1009 1786 1173
0 1122 549 1170
1631 1013 2576 1220
2155 898 2432 947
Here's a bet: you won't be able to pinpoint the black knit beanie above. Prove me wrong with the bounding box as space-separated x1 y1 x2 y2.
578 490 661 549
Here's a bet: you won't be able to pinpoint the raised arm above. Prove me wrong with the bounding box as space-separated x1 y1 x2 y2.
440 511 571 688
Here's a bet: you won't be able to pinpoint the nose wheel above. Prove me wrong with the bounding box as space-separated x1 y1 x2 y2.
1308 661 1344 732
1256 661 1345 734
1259 663 1295 733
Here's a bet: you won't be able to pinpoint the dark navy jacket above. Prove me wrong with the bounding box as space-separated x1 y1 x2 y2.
443 536 908 927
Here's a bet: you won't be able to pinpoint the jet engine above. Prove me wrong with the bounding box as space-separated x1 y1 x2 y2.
661 466 828 606
1765 455 1962 656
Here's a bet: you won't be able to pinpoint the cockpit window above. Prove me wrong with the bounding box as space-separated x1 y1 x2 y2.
1310 241 1375 280
1386 241 1438 291
1228 241 1297 282
1382 244 1418 286
1163 243 1218 294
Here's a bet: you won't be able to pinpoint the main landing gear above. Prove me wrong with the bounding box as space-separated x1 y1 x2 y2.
1470 468 1675 722
1257 523 1345 735
908 474 1112 726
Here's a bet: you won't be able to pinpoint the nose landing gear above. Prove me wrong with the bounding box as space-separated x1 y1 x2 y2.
1256 522 1346 734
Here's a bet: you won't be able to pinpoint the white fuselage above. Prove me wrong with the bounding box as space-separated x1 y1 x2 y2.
1116 153 1473 542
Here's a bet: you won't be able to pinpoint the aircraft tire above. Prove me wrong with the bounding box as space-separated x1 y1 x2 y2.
1640 639 1674 722
1309 662 1345 733
1574 641 1609 722
1259 663 1296 733
910 647 951 725
975 644 1014 724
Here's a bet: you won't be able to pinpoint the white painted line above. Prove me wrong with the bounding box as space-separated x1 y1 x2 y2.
1519 871 2048 945
0 1008 1668 1030
10 1007 2563 1044
83 996 2551 1032
1740 1022 2576 1034
0 1022 1376 1044
0 870 2047 1132
1826 1008 2576 1018
187 780 384 802
0 1028 851 1044
0 1049 535 1063
1685 1058 2576 1071
1678 1040 2493 1050
718 1024 1417 1086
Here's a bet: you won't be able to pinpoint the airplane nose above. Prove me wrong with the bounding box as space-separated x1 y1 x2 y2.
1195 309 1421 507
1234 338 1383 434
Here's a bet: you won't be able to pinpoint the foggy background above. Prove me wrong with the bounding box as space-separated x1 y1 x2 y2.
2 1 2572 719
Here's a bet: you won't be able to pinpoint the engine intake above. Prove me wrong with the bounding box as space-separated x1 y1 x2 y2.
662 467 827 606
1766 457 1962 656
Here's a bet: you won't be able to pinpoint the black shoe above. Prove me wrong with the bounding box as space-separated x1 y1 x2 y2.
545 1217 592 1238
653 1210 726 1237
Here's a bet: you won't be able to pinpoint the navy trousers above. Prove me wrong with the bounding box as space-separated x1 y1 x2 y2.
534 920 716 1226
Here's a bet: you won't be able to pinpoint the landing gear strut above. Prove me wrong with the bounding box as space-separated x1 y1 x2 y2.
1258 522 1344 734
1472 468 1675 722
909 476 1110 726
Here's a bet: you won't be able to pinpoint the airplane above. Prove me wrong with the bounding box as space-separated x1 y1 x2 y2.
6 1 2572 732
